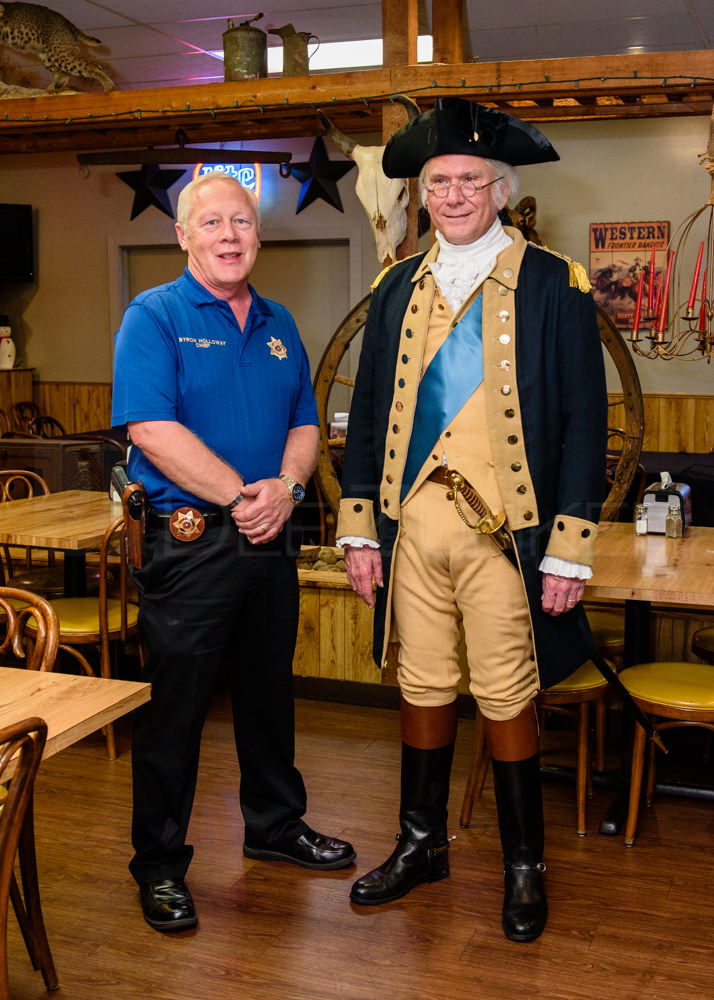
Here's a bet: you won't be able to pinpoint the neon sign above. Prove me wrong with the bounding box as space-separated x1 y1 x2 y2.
192 163 262 201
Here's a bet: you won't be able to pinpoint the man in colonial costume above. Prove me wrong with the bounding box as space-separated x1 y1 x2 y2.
337 98 607 942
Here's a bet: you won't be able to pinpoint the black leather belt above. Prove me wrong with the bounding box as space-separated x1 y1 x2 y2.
147 507 224 527
148 505 226 541
426 466 450 486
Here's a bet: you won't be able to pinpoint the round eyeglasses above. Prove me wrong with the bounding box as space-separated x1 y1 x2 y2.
423 176 503 199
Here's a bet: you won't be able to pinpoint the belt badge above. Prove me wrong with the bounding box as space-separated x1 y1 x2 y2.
267 336 288 360
169 507 205 541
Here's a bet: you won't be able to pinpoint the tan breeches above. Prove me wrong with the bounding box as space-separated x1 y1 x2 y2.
392 480 538 721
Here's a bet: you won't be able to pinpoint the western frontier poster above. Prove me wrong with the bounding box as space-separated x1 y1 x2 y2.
589 221 670 329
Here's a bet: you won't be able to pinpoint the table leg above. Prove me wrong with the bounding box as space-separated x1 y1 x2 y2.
62 550 87 597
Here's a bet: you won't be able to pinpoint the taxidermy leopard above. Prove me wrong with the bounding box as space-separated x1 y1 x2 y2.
0 2 114 91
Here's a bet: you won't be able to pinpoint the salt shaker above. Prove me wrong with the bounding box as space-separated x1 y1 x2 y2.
634 503 648 535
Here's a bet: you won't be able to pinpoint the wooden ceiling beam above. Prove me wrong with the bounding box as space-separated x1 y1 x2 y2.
0 51 711 155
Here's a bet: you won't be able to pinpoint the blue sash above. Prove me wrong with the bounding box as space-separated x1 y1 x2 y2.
400 294 484 500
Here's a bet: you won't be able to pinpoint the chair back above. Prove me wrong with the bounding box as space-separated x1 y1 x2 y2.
0 472 53 586
0 588 59 671
0 470 50 504
10 402 42 434
98 516 133 646
0 717 48 996
27 415 66 438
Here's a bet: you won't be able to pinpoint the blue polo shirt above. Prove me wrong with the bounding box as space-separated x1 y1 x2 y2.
112 268 318 510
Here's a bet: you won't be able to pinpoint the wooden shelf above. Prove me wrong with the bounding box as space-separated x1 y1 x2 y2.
0 50 712 155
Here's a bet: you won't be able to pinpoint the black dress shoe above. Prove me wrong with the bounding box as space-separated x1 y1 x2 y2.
139 878 198 932
243 826 356 870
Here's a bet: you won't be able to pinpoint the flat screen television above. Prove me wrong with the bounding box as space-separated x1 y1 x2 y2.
0 203 34 282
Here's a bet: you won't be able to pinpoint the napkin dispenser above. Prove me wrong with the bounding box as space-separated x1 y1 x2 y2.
642 471 692 533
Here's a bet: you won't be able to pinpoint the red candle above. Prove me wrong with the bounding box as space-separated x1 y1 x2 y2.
647 246 656 312
699 268 708 332
688 241 704 310
653 272 663 322
656 250 675 333
632 269 645 333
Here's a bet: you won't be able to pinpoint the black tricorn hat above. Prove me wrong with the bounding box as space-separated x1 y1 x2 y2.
382 97 559 177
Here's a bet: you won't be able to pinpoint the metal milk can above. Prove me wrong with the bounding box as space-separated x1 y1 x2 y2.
223 14 267 81
268 23 319 76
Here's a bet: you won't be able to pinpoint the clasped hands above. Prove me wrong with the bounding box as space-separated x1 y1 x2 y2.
230 478 293 544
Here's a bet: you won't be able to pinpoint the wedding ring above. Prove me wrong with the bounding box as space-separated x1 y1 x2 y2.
260 522 267 532
566 599 576 604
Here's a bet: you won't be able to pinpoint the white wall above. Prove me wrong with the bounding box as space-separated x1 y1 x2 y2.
0 115 712 396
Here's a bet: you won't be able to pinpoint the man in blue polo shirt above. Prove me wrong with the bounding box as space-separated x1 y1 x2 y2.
112 172 355 934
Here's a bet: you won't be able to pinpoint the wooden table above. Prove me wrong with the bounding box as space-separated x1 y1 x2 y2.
587 521 714 607
0 667 150 779
585 522 714 831
0 490 123 596
587 522 714 665
0 667 149 993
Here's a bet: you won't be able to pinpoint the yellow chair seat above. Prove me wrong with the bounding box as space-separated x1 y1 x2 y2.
585 609 625 653
549 659 609 694
621 662 714 711
49 598 139 637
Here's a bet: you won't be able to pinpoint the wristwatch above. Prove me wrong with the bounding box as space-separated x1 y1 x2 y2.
226 492 244 510
279 473 306 505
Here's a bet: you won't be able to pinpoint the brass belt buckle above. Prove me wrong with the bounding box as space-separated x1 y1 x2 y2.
169 507 205 542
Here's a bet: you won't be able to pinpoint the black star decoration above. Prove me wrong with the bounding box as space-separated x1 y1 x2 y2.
116 164 186 220
290 136 355 214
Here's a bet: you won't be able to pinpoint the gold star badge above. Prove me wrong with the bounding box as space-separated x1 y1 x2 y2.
169 508 205 541
267 337 288 360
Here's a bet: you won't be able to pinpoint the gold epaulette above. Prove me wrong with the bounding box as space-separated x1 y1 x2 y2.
370 251 423 291
533 243 592 293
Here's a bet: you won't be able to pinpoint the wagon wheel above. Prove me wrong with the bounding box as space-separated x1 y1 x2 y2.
313 298 644 522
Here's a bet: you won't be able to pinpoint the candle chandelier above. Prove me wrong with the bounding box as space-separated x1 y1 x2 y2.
629 102 714 362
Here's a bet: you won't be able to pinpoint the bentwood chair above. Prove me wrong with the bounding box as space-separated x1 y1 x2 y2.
26 516 143 759
620 661 714 846
0 471 61 599
27 415 66 438
0 588 60 996
0 470 103 599
9 402 42 435
0 719 58 998
460 659 613 836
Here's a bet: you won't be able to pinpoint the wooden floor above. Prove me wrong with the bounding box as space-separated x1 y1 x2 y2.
8 692 714 1000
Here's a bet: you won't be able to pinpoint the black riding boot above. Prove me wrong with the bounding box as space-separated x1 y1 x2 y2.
350 740 454 904
491 754 548 942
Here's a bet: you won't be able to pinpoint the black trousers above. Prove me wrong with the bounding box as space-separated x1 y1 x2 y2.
128 513 308 884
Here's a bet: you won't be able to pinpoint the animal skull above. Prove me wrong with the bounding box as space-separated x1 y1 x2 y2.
318 97 420 267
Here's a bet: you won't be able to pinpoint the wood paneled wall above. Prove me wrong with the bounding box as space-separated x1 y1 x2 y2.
34 381 112 434
29 383 714 452
608 392 714 453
